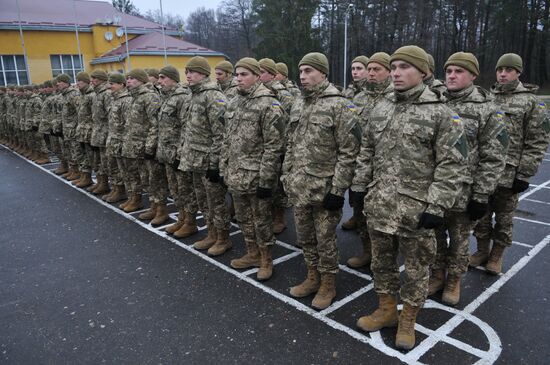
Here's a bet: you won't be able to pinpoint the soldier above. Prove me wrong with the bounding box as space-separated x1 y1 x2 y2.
471 53 550 274
282 52 360 309
342 55 370 99
215 61 238 100
17 86 29 157
428 52 508 305
145 68 162 94
88 69 112 195
178 56 231 256
50 79 70 175
346 52 394 269
38 80 56 160
73 71 95 188
156 65 195 234
424 53 446 93
0 86 7 145
275 62 301 98
56 74 81 180
119 69 160 213
220 57 284 281
352 46 468 350
26 85 49 164
103 72 131 203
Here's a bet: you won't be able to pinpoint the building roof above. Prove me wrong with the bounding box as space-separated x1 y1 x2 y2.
0 0 177 34
90 31 226 64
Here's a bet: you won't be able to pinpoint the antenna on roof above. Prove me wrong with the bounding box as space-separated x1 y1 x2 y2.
113 15 121 25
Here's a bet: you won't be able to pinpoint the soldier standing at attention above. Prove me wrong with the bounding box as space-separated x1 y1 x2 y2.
282 52 361 310
352 46 468 350
424 53 447 93
470 53 550 274
275 62 301 98
56 74 81 181
73 71 95 188
221 57 284 281
428 52 508 305
215 61 238 100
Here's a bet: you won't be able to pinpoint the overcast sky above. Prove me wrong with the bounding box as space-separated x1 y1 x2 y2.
130 0 223 21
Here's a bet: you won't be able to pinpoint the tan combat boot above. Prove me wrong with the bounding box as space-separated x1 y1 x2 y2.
106 185 127 203
174 212 198 238
63 167 76 180
341 215 357 230
290 266 320 297
92 174 110 195
35 153 50 165
207 229 233 256
442 274 461 305
123 193 143 213
69 169 81 182
119 195 131 209
312 273 336 309
469 239 491 267
230 242 261 269
151 202 169 226
257 246 273 281
138 202 157 221
357 294 398 332
76 172 93 188
193 224 217 250
165 210 186 234
395 303 421 350
273 208 286 234
486 243 506 275
347 235 372 268
54 162 68 175
427 269 446 296
86 178 98 192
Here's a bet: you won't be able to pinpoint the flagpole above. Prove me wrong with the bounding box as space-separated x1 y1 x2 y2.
72 0 83 71
15 0 30 84
159 0 168 65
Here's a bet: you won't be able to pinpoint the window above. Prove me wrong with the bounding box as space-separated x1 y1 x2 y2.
0 55 29 86
50 54 84 83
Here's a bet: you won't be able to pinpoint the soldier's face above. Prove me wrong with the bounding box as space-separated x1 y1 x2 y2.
110 82 124 93
351 62 367 81
496 67 520 84
91 78 103 87
186 70 206 86
445 65 476 91
390 61 425 91
158 74 177 90
299 65 326 89
215 69 230 83
77 80 88 90
126 76 142 90
235 67 259 90
148 76 158 85
57 82 69 90
260 69 275 83
275 73 285 81
367 62 390 84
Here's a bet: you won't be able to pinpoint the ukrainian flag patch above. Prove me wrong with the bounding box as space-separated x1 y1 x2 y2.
538 102 546 109
271 102 281 109
452 115 461 124
347 104 357 112
215 99 226 105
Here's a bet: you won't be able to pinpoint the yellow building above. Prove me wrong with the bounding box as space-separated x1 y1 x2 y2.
0 0 227 85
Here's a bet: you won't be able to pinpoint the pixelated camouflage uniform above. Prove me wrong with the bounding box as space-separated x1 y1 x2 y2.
218 78 239 101
106 87 132 186
59 86 81 168
424 75 447 94
90 82 111 176
74 85 95 173
25 92 48 155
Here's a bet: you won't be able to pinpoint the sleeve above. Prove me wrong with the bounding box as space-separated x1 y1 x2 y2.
206 92 226 170
259 98 284 189
281 104 300 176
351 114 374 192
145 93 161 155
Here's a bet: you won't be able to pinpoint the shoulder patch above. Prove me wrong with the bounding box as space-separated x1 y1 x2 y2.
271 102 281 109
215 99 226 105
452 115 461 124
538 102 546 109
346 104 357 112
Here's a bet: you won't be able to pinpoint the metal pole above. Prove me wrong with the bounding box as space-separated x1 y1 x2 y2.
121 11 131 70
72 0 83 71
15 0 30 84
159 0 168 65
343 11 348 89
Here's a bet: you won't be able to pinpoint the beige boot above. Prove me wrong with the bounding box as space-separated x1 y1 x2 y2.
395 303 421 350
312 273 336 309
92 174 110 195
290 266 320 297
119 195 131 209
35 153 50 165
257 246 273 281
427 269 446 296
193 225 217 250
166 210 186 234
486 243 506 275
442 274 461 305
54 162 68 175
347 235 372 268
65 167 78 181
230 242 261 269
207 229 233 256
106 185 127 203
76 172 93 188
123 193 143 213
151 202 169 226
357 294 398 332
174 212 198 238
273 208 286 234
138 202 157 221
469 239 491 267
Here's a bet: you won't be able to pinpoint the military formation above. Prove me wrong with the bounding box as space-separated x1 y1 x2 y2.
0 46 549 351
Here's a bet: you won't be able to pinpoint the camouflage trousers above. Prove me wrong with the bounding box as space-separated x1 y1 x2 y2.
433 211 473 276
50 136 64 162
106 154 122 185
165 165 197 214
90 147 108 175
273 178 289 210
474 186 519 248
120 157 143 194
233 193 275 248
294 205 342 274
145 159 168 204
28 130 48 154
369 228 436 307
61 138 76 167
74 142 92 173
191 172 230 231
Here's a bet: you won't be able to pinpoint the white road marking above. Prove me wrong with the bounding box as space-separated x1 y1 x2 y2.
523 198 550 206
514 216 550 227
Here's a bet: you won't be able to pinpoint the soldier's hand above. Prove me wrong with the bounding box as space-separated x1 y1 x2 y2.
172 159 180 169
417 212 444 229
144 152 155 160
206 169 221 183
352 190 367 211
511 178 529 193
323 193 345 211
467 200 488 221
256 186 272 199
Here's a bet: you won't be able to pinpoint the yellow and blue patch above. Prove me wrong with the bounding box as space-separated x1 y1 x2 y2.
347 104 357 112
271 102 281 109
538 102 546 109
215 99 226 105
452 115 462 124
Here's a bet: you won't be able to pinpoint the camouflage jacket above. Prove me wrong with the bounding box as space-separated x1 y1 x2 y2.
156 85 190 164
105 88 132 157
0 94 5 123
220 82 285 193
17 97 28 130
121 84 160 159
38 93 56 134
282 79 301 98
218 78 239 101
351 82 469 236
263 80 294 115
342 79 369 100
60 86 81 139
90 82 111 147
75 85 95 143
424 75 447 94
282 80 361 206
50 93 64 135
178 79 226 172
5 95 15 127
445 85 508 209
491 80 550 187
25 94 42 131
355 79 394 130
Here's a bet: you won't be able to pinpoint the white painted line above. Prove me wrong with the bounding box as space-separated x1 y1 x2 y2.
513 216 550 227
523 198 550 206
241 250 303 276
415 323 488 359
522 179 550 199
512 241 534 248
543 159 550 162
320 283 374 315
229 230 242 236
339 264 373 281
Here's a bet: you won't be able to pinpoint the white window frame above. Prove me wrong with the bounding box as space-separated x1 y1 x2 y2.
50 54 84 82
0 55 29 86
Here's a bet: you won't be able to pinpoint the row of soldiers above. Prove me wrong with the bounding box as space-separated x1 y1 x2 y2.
1 47 549 351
